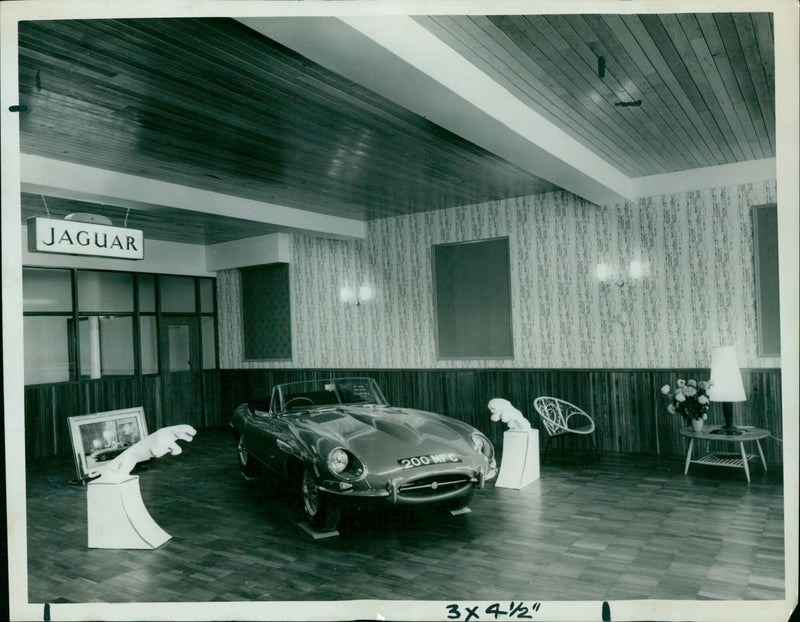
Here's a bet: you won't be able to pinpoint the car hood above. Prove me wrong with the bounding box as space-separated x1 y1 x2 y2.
284 405 479 467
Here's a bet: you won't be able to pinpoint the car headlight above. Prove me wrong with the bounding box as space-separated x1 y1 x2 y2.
471 432 494 460
327 447 349 474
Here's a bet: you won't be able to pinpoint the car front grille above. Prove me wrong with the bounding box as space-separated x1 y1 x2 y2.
397 473 472 499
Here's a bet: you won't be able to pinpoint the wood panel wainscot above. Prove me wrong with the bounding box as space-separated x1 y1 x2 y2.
218 368 783 466
23 368 781 464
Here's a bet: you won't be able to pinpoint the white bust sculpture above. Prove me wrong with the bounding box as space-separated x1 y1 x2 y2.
488 398 531 430
92 424 197 483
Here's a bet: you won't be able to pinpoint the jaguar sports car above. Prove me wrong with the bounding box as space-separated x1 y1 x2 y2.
230 377 497 531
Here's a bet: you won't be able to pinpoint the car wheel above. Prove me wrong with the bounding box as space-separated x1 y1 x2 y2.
236 435 263 479
301 468 341 531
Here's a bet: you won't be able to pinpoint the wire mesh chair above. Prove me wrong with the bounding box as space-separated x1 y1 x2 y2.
533 397 599 465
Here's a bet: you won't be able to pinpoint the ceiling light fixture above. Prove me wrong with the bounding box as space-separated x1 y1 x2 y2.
64 212 114 225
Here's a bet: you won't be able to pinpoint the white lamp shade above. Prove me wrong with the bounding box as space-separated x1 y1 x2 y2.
708 346 746 402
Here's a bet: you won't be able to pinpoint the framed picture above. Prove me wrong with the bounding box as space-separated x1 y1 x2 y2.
68 407 148 481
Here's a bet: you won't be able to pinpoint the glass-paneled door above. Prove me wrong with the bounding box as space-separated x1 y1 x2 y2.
160 316 202 429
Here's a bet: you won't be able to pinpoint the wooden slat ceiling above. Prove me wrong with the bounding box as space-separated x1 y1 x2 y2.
416 13 774 178
17 17 556 244
17 13 774 245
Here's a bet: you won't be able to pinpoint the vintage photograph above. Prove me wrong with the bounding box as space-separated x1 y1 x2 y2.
68 407 148 480
1 1 797 621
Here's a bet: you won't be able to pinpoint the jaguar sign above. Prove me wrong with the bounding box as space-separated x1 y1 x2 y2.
27 217 144 260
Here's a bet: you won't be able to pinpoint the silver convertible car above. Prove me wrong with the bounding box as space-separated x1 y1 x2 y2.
230 377 497 531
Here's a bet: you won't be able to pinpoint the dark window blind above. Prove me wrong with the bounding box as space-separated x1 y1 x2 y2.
433 237 513 359
241 263 292 360
753 204 780 356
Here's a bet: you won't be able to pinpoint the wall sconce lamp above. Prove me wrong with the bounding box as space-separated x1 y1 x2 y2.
596 260 650 286
628 260 648 279
596 262 614 283
340 285 374 306
708 345 746 436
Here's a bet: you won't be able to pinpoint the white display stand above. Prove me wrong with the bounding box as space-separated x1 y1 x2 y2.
87 475 171 549
494 429 540 489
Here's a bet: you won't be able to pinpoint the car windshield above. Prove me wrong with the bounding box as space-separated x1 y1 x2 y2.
274 377 388 413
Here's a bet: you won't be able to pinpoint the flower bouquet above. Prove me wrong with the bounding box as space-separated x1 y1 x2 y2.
661 379 712 426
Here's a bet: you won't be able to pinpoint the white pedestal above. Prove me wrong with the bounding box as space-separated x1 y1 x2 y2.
87 476 171 549
297 521 340 540
495 429 540 489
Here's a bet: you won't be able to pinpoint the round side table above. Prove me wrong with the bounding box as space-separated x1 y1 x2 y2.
678 424 769 482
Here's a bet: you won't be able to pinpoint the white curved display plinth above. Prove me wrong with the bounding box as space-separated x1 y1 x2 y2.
495 429 540 489
87 476 171 549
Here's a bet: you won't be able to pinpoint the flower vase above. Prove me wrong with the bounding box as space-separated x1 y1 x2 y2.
690 418 704 433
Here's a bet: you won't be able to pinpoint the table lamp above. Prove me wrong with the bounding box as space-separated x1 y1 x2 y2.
708 345 746 436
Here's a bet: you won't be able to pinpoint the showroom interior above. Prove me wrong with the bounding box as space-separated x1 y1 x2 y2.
2 3 797 622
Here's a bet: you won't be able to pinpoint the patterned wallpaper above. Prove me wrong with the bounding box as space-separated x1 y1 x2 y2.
218 180 779 370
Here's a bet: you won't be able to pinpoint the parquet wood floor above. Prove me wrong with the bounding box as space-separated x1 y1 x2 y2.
24 427 785 605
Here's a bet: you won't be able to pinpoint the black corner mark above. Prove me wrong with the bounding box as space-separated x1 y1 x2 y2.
602 601 611 621
44 602 51 621
9 104 29 112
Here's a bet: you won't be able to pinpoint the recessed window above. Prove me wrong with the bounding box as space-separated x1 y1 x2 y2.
159 275 196 313
77 271 133 312
201 316 217 370
23 269 217 385
23 267 72 312
433 237 514 359
167 324 191 372
24 316 71 384
241 264 292 360
79 316 135 378
753 204 780 356
138 274 156 313
140 316 159 374
199 278 215 313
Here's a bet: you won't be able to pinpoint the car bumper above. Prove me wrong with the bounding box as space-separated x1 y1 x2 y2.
318 464 496 505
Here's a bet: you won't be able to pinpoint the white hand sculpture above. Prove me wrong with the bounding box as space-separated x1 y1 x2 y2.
93 424 196 483
488 398 532 430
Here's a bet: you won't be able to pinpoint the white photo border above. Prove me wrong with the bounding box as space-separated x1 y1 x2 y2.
2 1 797 621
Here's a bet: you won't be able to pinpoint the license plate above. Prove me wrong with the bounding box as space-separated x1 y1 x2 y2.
398 453 462 469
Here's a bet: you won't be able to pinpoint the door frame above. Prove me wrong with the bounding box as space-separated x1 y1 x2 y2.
159 315 204 428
